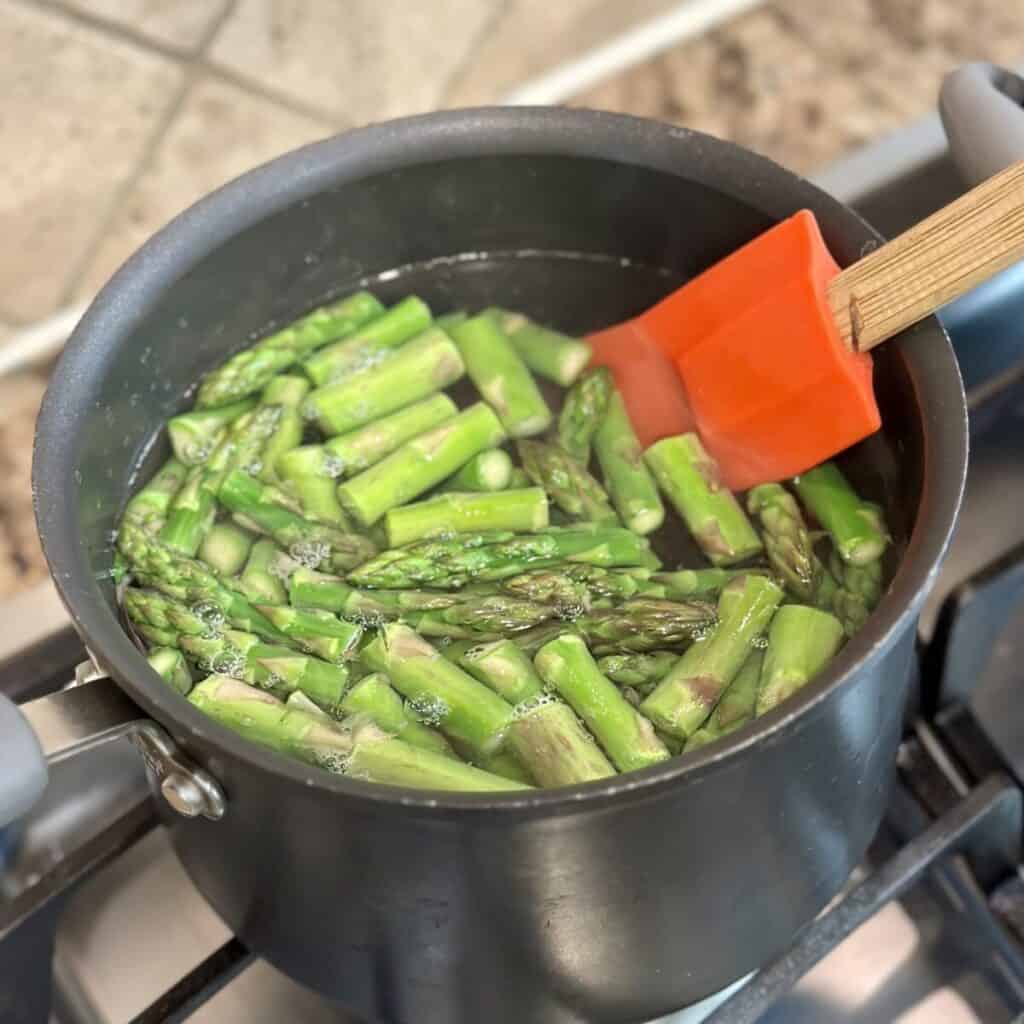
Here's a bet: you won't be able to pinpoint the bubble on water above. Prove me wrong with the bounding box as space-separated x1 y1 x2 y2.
94 568 116 581
407 696 450 726
73 469 83 485
300 400 319 422
556 602 585 622
243 460 263 476
289 541 330 569
321 454 345 479
511 692 556 719
186 442 212 463
303 252 319 265
178 317 190 329
267 554 298 580
751 634 769 649
213 652 245 677
139 346 152 365
192 601 226 631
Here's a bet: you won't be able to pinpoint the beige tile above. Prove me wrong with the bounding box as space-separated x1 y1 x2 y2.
79 75 332 296
210 0 501 123
0 1 183 320
58 0 231 51
443 0 680 106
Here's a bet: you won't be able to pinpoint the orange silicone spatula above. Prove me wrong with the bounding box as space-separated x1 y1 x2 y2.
596 159 1024 491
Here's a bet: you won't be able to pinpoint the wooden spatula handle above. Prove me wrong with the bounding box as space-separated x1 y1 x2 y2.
827 159 1024 351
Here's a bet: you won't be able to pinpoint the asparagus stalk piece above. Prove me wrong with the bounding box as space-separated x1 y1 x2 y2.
287 567 459 620
576 598 716 654
286 691 333 719
199 522 254 576
305 327 463 436
123 457 188 532
535 634 670 772
500 565 660 609
507 698 615 786
166 398 256 466
134 622 179 647
507 467 531 489
478 750 534 785
275 443 349 527
449 313 552 438
349 524 657 589
792 463 888 566
180 631 274 685
337 403 506 527
491 309 591 386
237 539 289 605
813 561 840 613
438 448 513 493
384 488 549 547
652 568 760 600
340 673 453 755
684 650 764 751
747 483 819 600
435 311 467 332
255 604 363 652
557 367 613 463
756 605 844 715
597 651 677 689
640 574 783 739
256 654 349 713
258 375 310 483
124 587 218 637
197 292 384 407
645 433 762 566
518 439 617 524
594 391 664 535
457 638 545 704
828 551 882 636
157 464 217 555
405 594 557 640
361 624 514 761
147 647 192 695
219 469 376 571
302 296 431 387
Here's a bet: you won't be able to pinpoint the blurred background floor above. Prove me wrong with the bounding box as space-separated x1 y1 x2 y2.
0 0 1023 597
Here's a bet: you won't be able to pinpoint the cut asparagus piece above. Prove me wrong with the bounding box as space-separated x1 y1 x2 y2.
134 622 179 647
457 638 545 704
276 443 349 527
361 624 514 761
507 467 531 489
256 604 363 650
594 391 664 535
640 574 783 739
518 439 617 524
256 653 349 713
645 433 762 566
507 698 615 786
305 327 463 436
792 463 889 566
337 403 506 527
219 469 376 571
747 483 819 600
349 524 657 589
438 448 513 493
435 311 467 332
500 565 660 609
652 568 760 600
557 367 613 463
535 634 669 772
405 594 556 641
341 673 453 755
491 309 591 387
146 647 192 695
237 538 289 605
685 650 764 751
197 292 384 407
285 691 333 719
450 312 551 438
166 398 257 466
756 605 844 715
385 488 549 547
124 587 214 636
479 749 534 785
575 598 716 654
123 457 188 532
199 522 254 577
597 651 677 689
828 551 882 637
287 568 463 621
258 374 310 483
302 295 431 387
157 464 217 555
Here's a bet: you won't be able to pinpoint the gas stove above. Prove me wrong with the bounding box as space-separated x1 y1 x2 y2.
4 121 1024 1024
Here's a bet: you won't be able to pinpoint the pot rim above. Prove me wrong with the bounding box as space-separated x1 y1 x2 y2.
33 106 968 814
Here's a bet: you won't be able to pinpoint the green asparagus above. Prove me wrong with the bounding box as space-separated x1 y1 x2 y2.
275 443 349 527
747 483 818 600
508 698 615 786
438 448 513 493
147 647 192 695
829 551 883 636
236 538 289 604
340 673 453 755
166 397 256 466
684 649 764 751
457 638 545 704
500 565 660 609
255 604 363 651
491 309 591 387
557 367 613 463
256 653 349 713
575 598 716 654
198 522 254 576
134 622 179 647
257 375 310 483
122 457 188 531
518 439 617 524
652 568 761 600
597 651 677 689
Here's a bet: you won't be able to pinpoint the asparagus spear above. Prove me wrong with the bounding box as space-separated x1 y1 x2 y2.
384 488 549 547
449 312 551 438
491 309 591 386
124 587 218 637
180 631 274 685
287 567 459 620
438 449 513 493
557 367 613 463
302 295 431 387
361 624 514 761
457 638 545 704
640 574 783 739
286 691 333 719
256 654 349 713
157 464 217 556
597 651 677 689
258 375 310 483
123 457 188 532
645 433 762 566
337 403 506 527
507 467 531 489
405 595 557 641
166 398 256 466
236 538 289 604
219 469 376 571
275 443 349 527
199 522 254 576
435 311 467 332
828 551 882 636
508 698 614 786
305 328 463 436
197 292 384 407
255 605 363 651
594 391 664 535
349 524 657 589
684 649 763 751
747 483 819 600
756 605 844 715
134 621 179 647
652 568 759 600
576 598 716 654
147 647 192 695
500 565 660 609
518 439 617 524
792 463 888 566
340 673 453 755
535 634 670 772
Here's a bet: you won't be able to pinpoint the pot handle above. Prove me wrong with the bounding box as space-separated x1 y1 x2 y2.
940 62 1024 185
0 694 48 829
